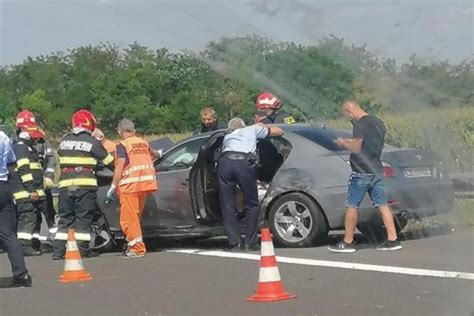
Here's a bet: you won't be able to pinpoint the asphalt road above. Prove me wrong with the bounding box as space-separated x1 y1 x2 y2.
1 226 473 316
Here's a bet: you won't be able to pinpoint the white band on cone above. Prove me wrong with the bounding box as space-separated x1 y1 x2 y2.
258 266 281 282
67 241 79 251
64 259 85 271
261 241 275 256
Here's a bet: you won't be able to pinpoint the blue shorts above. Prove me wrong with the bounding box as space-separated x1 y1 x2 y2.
346 172 388 209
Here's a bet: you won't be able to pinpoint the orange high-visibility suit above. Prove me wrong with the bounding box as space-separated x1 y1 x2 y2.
117 136 157 255
102 138 117 155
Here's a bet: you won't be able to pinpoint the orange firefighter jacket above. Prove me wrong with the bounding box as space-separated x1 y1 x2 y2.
118 136 158 194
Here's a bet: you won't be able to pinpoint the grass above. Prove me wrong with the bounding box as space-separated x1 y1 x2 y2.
324 107 474 172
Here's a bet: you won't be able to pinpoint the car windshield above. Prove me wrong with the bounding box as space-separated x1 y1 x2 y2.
291 127 352 152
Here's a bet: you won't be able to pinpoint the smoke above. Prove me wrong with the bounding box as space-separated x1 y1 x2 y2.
197 1 473 174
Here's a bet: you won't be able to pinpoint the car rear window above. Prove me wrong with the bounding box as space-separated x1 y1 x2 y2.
292 128 352 152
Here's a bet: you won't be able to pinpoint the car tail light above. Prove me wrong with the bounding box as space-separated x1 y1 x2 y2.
388 199 400 206
382 161 394 178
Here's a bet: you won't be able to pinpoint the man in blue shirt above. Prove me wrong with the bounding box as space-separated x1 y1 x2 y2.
0 130 32 288
217 118 283 251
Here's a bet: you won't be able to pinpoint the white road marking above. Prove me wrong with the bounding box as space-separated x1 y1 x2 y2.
166 249 474 281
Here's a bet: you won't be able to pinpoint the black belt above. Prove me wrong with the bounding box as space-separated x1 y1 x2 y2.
221 151 249 160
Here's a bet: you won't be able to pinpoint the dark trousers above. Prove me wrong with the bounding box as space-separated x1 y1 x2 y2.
217 157 259 246
38 189 56 229
53 188 97 256
17 200 47 249
0 181 28 278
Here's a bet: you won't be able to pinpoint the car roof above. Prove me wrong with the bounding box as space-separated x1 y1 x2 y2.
172 124 351 147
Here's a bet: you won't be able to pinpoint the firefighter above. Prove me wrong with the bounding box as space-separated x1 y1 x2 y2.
254 92 296 125
52 110 114 260
15 110 57 242
106 119 158 258
10 131 47 256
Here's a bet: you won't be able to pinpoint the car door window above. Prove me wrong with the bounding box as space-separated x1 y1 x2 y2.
156 138 206 172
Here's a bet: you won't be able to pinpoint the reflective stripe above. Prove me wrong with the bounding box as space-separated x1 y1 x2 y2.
32 234 48 241
49 227 58 234
45 168 56 173
64 259 85 271
127 237 143 246
16 158 30 168
122 164 154 177
119 175 155 186
17 232 33 240
258 266 281 283
21 173 34 182
13 192 29 200
261 241 275 257
59 157 97 166
13 189 45 200
58 178 97 188
102 154 114 165
55 232 69 240
74 232 91 241
29 162 41 170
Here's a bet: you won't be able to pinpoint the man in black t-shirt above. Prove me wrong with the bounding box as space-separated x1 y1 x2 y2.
328 101 402 253
193 107 227 135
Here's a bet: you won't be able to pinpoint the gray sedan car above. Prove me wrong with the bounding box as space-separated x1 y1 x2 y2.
92 124 454 249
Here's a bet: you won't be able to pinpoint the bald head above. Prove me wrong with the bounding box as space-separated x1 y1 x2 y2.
341 100 367 121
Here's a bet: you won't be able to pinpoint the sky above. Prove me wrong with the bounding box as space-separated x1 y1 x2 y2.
0 0 472 65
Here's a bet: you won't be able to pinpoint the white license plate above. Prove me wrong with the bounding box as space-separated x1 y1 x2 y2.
403 167 432 178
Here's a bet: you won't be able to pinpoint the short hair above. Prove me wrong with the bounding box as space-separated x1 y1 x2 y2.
117 119 135 133
227 118 246 131
200 107 217 117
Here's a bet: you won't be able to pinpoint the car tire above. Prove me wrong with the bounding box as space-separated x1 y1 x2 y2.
269 193 328 247
89 215 115 253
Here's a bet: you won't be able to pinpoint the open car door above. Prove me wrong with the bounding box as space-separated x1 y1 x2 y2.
189 130 228 224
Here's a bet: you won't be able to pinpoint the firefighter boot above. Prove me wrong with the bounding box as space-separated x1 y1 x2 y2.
78 241 99 259
20 240 41 257
52 240 66 260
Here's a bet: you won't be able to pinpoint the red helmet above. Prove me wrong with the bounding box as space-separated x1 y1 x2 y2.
71 109 96 132
255 92 281 110
15 110 37 128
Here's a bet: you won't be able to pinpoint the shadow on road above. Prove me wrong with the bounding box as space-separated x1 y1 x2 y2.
126 219 457 254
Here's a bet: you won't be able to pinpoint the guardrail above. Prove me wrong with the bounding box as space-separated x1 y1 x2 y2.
451 172 474 199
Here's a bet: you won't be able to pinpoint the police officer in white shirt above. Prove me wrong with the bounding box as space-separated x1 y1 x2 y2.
217 118 283 251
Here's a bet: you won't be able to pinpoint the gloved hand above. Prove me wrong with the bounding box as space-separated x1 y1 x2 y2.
43 177 54 188
105 184 116 204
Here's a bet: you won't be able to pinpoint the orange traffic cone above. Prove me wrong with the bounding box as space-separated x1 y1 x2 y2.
246 228 296 302
58 229 92 283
